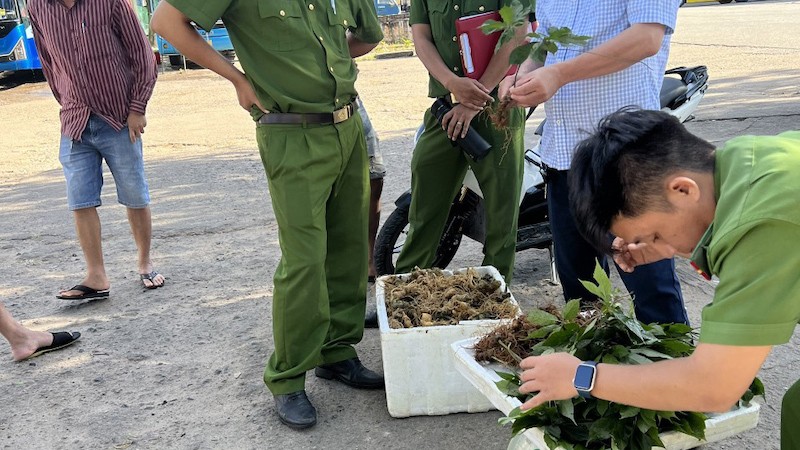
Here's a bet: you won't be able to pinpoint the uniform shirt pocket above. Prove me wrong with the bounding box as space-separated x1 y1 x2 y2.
327 1 356 30
326 1 356 57
258 1 308 52
463 0 498 16
427 0 452 44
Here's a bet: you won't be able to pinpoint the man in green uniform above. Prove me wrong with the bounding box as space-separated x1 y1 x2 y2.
151 0 385 430
514 108 800 449
393 0 529 283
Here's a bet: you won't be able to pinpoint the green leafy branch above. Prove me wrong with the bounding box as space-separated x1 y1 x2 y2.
478 0 589 130
480 0 591 68
485 261 765 450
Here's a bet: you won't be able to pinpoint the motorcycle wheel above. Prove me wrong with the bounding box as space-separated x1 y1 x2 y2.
373 206 461 276
374 207 409 276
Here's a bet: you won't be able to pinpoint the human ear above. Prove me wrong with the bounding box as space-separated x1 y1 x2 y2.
667 176 700 203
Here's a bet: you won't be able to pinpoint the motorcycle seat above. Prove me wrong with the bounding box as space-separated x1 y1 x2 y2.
660 77 688 109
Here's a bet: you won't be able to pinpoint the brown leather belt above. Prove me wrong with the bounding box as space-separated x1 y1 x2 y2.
257 100 359 125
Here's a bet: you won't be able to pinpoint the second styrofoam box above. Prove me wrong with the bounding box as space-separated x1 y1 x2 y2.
451 337 761 450
376 265 521 418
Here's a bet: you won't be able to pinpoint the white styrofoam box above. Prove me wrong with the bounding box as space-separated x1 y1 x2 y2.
451 337 761 450
376 266 521 418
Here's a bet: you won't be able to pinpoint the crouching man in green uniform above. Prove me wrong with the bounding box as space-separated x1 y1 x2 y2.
393 0 529 283
515 108 800 449
151 0 384 430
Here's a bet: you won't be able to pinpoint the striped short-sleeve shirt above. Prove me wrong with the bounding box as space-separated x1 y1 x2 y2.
537 0 680 170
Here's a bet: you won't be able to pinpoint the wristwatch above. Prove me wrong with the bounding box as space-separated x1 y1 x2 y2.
573 361 598 399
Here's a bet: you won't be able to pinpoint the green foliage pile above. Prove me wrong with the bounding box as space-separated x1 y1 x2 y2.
474 263 764 450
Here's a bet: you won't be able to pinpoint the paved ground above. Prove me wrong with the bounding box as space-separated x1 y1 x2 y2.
0 1 798 449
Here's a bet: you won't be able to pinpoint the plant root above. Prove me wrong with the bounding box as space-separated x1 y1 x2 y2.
383 267 518 329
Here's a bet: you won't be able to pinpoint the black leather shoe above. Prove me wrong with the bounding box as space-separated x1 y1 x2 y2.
315 358 385 389
274 390 317 430
364 310 378 328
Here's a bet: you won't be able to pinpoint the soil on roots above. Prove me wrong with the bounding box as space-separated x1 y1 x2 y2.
472 304 558 367
472 302 602 367
487 96 514 130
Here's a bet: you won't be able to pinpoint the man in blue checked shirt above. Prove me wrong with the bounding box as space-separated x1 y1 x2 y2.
499 0 688 325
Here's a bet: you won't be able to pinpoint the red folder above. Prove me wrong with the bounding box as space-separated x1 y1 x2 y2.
456 12 537 80
456 11 514 80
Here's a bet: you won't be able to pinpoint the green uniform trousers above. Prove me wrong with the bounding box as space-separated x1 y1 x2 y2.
257 114 369 395
783 379 800 449
395 105 525 282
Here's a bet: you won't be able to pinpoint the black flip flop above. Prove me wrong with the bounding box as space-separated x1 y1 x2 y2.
21 331 81 361
140 271 164 289
56 285 110 300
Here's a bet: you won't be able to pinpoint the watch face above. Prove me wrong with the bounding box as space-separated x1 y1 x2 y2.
574 363 596 391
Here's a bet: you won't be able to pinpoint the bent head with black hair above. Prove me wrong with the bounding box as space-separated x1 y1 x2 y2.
568 108 716 261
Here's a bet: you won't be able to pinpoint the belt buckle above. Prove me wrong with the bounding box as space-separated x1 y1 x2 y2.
332 105 350 124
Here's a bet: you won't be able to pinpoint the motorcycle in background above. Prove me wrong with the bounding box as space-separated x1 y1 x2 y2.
374 66 710 281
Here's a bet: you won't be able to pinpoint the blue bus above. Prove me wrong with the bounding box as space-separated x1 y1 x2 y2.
155 20 234 67
147 0 234 67
0 0 41 72
375 0 402 16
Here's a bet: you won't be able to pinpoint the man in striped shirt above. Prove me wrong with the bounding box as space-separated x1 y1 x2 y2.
28 0 165 298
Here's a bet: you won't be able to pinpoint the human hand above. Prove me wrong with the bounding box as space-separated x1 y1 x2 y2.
233 76 266 114
518 353 582 411
497 74 517 106
127 112 147 143
509 65 563 108
445 77 493 111
441 104 480 140
611 237 676 273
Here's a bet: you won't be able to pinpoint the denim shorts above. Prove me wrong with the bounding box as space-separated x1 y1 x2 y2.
59 115 151 210
356 97 386 180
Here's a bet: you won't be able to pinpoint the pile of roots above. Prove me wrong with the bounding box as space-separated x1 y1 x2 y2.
383 268 518 329
472 303 601 367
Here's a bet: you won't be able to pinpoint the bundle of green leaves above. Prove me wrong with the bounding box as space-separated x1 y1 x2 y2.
480 263 764 450
478 0 589 130
480 0 591 66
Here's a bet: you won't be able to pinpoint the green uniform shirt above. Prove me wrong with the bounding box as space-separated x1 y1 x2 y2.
410 0 521 98
691 131 800 346
165 0 383 116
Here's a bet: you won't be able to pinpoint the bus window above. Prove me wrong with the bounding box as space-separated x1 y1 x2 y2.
0 0 20 21
374 0 401 16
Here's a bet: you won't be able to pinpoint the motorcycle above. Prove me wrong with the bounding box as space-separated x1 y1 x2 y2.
374 66 710 280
